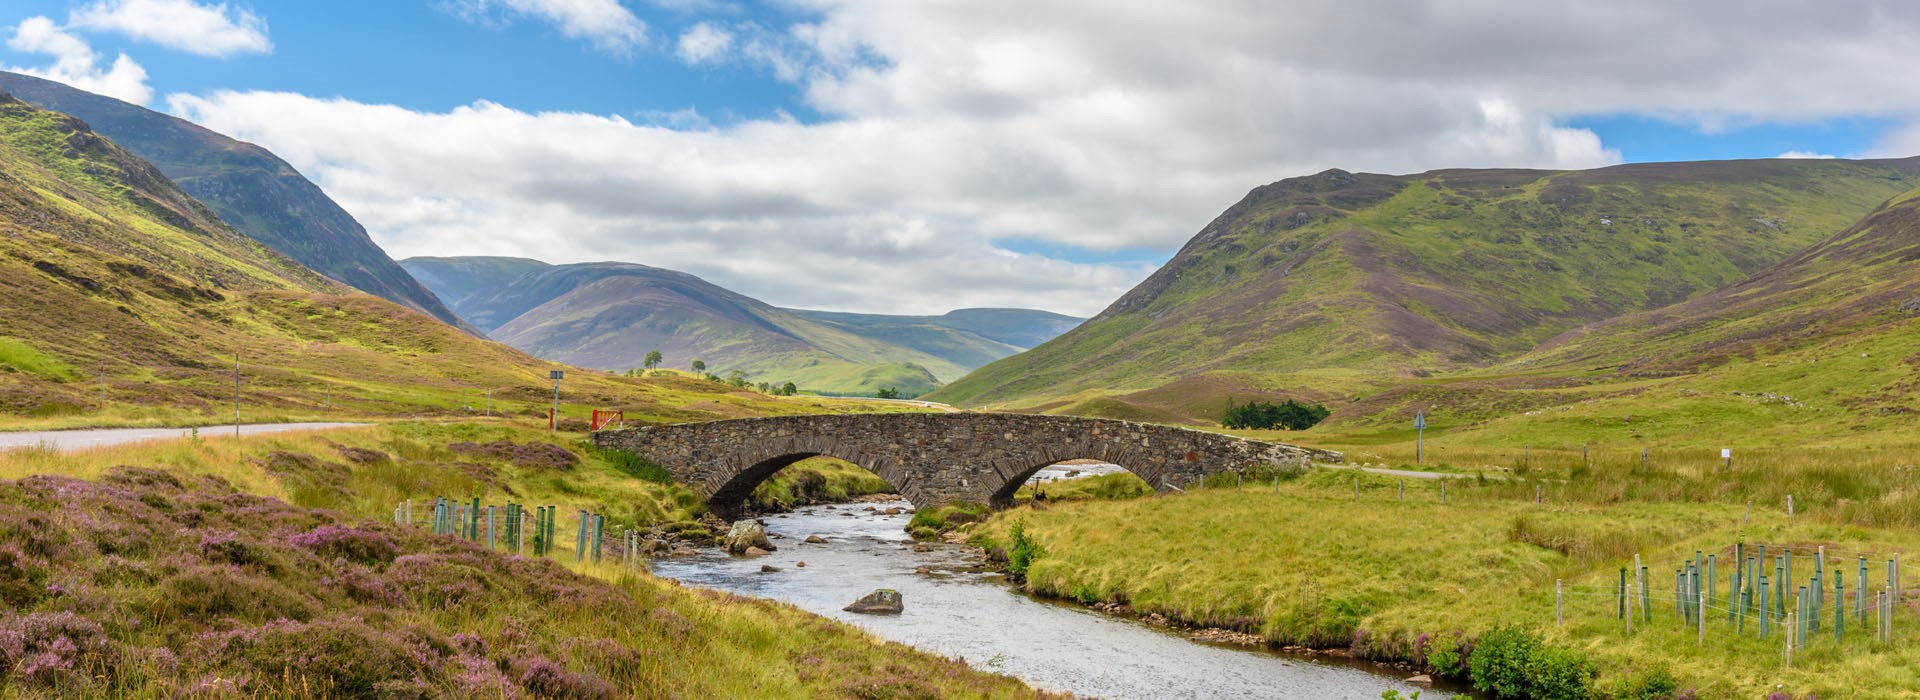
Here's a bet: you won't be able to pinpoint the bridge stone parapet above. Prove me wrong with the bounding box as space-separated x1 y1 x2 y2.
592 412 1340 518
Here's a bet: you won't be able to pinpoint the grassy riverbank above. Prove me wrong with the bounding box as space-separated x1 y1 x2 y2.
0 423 1050 698
977 453 1920 699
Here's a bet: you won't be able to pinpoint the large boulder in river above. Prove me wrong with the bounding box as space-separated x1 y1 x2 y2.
844 589 904 615
724 520 775 555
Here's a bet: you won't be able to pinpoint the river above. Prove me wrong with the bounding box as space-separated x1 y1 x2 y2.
651 496 1447 699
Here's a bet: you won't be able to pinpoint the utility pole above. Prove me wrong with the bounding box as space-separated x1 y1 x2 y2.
549 370 564 433
486 388 493 417
233 353 241 437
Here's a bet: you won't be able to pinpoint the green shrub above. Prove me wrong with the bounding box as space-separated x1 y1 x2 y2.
1424 632 1470 679
1007 519 1043 579
1466 627 1594 700
1611 666 1678 700
1467 627 1535 699
1222 399 1330 430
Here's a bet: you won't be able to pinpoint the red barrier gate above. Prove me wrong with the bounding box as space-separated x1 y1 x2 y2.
591 410 624 431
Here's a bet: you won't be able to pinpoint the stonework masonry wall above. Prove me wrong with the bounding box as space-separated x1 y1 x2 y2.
593 413 1341 518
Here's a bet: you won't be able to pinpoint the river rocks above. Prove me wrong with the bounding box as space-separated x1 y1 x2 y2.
804 534 827 544
915 566 932 575
760 564 782 573
743 546 772 557
883 507 904 515
911 543 934 553
1405 674 1432 686
940 531 968 544
843 589 904 615
796 561 806 568
1189 628 1262 646
724 520 775 555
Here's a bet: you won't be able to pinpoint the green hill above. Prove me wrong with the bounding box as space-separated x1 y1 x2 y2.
403 257 1081 396
398 255 553 330
0 90 838 427
929 158 1920 423
784 307 1081 368
1397 184 1920 448
0 71 476 334
480 263 959 395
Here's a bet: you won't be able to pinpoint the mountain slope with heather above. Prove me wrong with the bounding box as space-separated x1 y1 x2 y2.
402 257 1082 395
1405 185 1920 447
929 158 1920 422
0 71 476 334
0 90 854 427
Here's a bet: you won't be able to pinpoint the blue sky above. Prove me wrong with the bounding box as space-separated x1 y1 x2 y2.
4 1 1919 315
1 0 824 119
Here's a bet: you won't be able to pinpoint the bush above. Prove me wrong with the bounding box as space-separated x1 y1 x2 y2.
1612 667 1679 700
1007 520 1043 580
1423 631 1471 679
1222 399 1331 430
1466 627 1593 700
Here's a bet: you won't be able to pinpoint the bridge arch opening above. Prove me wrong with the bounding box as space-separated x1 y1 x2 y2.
710 454 902 520
989 458 1159 509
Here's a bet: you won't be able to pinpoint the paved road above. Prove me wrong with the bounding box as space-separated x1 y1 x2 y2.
0 423 372 453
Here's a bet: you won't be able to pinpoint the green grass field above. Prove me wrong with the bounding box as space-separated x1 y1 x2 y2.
975 445 1920 699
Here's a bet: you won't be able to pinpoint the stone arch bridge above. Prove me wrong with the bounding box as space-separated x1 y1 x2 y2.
592 413 1340 519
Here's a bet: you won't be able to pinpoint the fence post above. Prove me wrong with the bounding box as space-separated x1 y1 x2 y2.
1556 579 1563 627
1759 576 1771 637
1698 590 1706 645
576 509 588 562
592 514 604 563
1618 568 1626 620
1836 577 1845 643
1641 565 1651 623
1860 557 1869 624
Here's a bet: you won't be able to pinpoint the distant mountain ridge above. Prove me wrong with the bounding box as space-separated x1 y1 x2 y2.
0 71 477 334
400 256 1083 395
928 157 1920 422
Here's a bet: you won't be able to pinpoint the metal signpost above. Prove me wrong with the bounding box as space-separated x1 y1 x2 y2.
1414 410 1427 465
549 370 565 433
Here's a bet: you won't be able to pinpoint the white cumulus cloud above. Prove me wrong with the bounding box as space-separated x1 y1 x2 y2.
163 0 1920 315
447 0 646 54
5 16 151 105
69 0 270 58
675 22 731 64
1777 150 1838 159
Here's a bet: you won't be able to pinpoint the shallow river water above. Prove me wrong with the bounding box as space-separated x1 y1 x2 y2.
652 498 1449 699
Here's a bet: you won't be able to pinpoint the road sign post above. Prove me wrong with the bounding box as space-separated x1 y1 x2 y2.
1414 410 1427 465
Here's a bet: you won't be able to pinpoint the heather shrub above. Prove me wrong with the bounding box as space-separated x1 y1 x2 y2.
0 544 47 607
208 617 444 696
0 611 114 688
449 441 580 471
385 553 501 609
511 656 616 700
151 565 321 623
286 524 400 566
